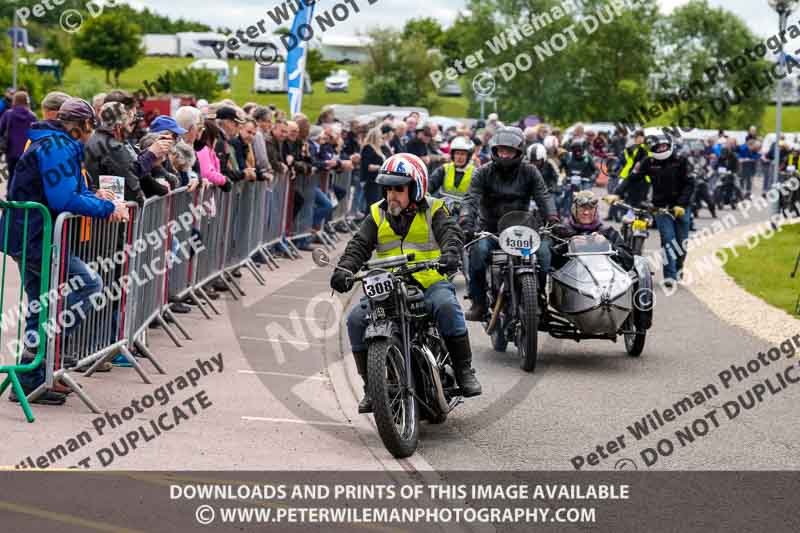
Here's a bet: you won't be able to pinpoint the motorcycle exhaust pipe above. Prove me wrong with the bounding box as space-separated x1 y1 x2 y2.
486 283 505 335
419 345 450 414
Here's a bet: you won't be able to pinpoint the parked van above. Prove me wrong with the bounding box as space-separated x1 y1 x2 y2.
177 32 226 59
189 59 231 89
253 62 312 94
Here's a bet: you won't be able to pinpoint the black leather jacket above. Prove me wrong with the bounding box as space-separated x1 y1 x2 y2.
462 160 556 234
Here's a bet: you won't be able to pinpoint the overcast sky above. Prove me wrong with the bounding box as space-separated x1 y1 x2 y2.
125 0 788 39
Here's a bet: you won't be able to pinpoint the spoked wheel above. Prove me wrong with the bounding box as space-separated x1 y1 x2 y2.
491 323 508 352
623 316 646 356
517 274 539 372
367 338 419 458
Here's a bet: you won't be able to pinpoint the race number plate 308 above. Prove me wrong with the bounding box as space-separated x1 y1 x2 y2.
363 273 394 300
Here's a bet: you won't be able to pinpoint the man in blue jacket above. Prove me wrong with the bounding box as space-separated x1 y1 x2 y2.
1 98 129 405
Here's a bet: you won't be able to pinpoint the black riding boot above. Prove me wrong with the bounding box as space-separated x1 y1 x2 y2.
353 350 373 413
445 334 482 397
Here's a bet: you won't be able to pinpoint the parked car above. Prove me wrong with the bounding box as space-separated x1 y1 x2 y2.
438 81 462 97
325 70 351 92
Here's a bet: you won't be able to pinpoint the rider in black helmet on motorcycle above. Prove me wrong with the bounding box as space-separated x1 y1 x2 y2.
461 126 558 321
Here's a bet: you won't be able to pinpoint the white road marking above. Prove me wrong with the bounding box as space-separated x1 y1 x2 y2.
268 294 334 302
239 336 324 346
241 416 350 427
256 313 326 322
238 369 329 381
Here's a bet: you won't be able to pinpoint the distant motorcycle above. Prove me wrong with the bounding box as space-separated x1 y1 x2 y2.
714 166 743 210
691 169 717 219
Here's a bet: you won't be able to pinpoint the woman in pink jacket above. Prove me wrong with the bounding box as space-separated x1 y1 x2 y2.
195 120 228 186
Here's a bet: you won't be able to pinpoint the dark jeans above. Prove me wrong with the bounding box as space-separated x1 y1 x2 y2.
346 281 466 352
16 255 103 390
312 187 335 227
655 209 692 281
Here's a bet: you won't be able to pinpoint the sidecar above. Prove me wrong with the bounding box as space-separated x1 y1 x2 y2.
545 234 652 355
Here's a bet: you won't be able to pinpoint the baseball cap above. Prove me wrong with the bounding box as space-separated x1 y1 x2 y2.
216 106 245 123
149 115 188 135
42 91 71 111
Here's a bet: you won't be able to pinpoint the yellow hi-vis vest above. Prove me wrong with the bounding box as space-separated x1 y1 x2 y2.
443 162 474 195
371 197 448 289
619 145 651 183
789 153 798 167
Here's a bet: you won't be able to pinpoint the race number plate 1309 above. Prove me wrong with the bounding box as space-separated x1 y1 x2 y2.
364 272 394 300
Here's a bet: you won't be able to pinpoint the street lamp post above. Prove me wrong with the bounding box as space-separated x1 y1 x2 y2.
11 9 19 91
768 0 798 204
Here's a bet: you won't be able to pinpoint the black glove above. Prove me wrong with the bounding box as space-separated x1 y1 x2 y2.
437 252 460 275
552 223 573 239
463 230 476 245
330 269 354 293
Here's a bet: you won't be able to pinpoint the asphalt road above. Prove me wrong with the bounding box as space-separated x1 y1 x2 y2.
413 181 800 472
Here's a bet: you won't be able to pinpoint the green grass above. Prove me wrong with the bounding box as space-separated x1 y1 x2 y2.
761 105 800 132
57 57 469 121
723 223 800 316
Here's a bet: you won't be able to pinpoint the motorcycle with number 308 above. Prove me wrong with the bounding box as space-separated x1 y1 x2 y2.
313 249 464 459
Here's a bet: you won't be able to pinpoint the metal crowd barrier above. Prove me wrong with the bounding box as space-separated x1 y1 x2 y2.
4 165 343 420
30 205 151 414
0 202 53 422
325 170 358 238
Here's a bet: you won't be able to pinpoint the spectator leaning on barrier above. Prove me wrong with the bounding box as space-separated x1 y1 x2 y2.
137 133 181 195
214 106 250 187
1 98 129 404
174 106 204 178
267 119 289 176
231 118 269 182
195 120 229 188
85 102 146 206
149 115 200 192
251 106 276 181
0 91 37 185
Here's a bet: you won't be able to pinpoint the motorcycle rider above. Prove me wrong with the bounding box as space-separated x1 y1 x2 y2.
429 136 476 198
548 191 634 272
331 153 482 413
616 129 651 210
688 146 716 219
461 126 558 320
609 134 694 288
558 138 597 217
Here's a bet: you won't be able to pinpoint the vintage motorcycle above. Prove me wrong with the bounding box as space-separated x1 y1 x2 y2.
313 248 464 459
714 166 743 210
467 211 654 370
466 211 542 371
545 232 654 357
616 201 653 256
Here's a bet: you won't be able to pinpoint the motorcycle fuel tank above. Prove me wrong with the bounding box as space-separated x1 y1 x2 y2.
550 236 633 335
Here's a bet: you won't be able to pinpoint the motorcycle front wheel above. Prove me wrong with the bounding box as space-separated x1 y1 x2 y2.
517 274 539 372
367 337 419 458
623 315 646 357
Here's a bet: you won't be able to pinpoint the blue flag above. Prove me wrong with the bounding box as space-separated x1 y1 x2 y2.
287 3 315 115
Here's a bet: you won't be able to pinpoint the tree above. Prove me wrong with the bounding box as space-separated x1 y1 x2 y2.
362 28 437 108
73 12 145 86
455 0 657 123
654 0 769 130
44 32 73 79
306 49 336 83
274 27 291 36
152 68 220 101
402 17 444 48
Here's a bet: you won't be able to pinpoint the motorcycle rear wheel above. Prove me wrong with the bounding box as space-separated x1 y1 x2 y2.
367 338 419 458
517 274 539 372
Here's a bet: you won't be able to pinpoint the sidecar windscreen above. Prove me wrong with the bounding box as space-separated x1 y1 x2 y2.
567 234 613 254
497 211 537 233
